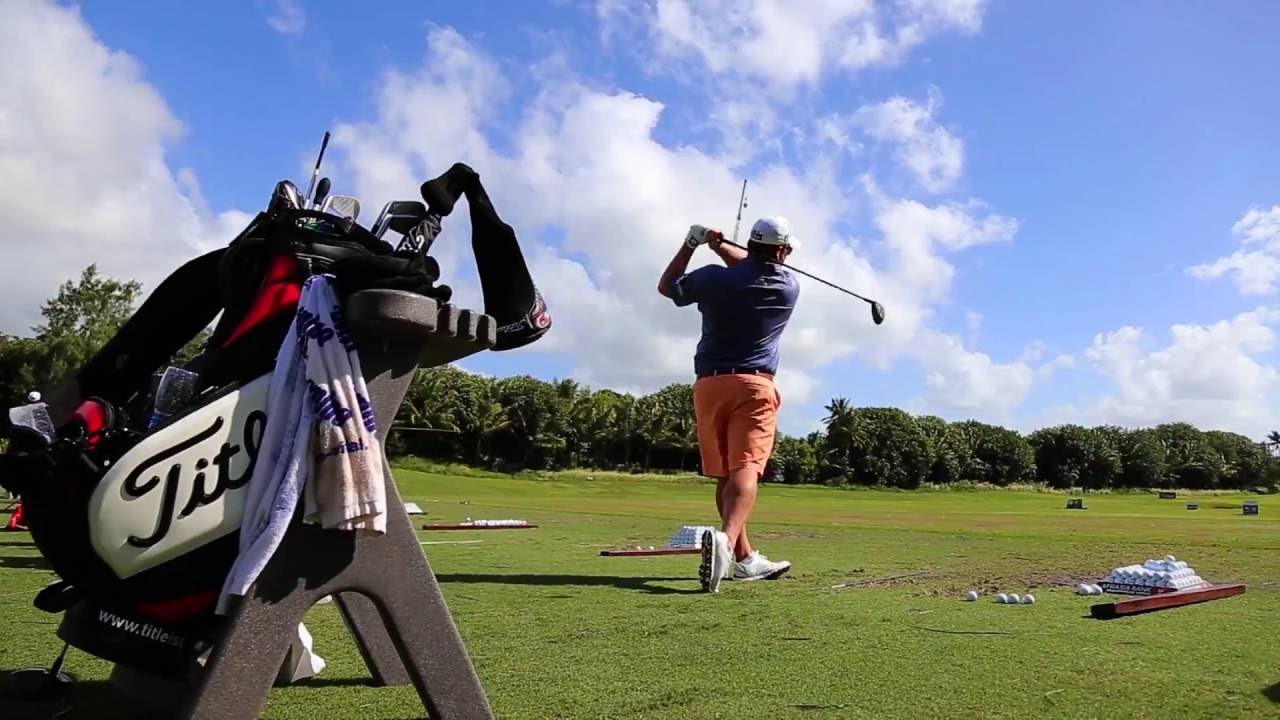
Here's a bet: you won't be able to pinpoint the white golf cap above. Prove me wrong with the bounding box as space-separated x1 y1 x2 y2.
749 216 798 248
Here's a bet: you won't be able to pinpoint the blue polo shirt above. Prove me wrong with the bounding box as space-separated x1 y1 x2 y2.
670 258 799 375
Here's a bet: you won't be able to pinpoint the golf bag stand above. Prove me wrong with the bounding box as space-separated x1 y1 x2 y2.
57 289 499 719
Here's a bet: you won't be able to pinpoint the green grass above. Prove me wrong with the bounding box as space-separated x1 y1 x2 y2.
1 472 1277 719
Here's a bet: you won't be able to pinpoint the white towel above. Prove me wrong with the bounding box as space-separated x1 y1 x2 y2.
301 287 387 533
217 275 387 614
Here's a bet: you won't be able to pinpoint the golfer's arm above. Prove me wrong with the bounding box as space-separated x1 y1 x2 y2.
709 239 747 267
657 244 696 298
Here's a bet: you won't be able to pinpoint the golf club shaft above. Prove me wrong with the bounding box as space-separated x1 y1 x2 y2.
304 131 331 205
731 179 747 245
721 239 879 306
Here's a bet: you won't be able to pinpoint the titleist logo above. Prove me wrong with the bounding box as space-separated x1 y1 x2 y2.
122 410 266 548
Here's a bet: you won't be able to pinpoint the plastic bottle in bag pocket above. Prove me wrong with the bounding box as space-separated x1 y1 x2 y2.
148 367 200 429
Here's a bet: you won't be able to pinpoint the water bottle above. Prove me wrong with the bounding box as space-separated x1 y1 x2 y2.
148 367 200 429
8 401 56 443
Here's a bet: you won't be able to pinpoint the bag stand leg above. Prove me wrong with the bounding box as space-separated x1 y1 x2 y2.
177 292 497 720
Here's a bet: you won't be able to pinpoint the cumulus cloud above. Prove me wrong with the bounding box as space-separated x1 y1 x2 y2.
599 0 987 92
1058 307 1280 439
1188 204 1280 295
0 0 245 334
323 26 1028 420
853 87 963 192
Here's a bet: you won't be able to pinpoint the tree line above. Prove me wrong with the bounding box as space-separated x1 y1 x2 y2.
2 265 1278 491
391 368 1279 490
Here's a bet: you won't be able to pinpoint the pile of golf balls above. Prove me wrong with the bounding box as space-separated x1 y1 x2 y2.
962 588 1037 604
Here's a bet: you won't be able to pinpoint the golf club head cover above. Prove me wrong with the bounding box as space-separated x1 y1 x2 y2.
421 163 551 351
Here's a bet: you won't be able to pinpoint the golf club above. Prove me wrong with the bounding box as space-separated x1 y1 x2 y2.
397 213 443 255
370 200 428 239
320 195 360 221
312 177 331 210
269 180 302 211
727 180 884 325
720 236 886 326
731 179 748 245
303 131 331 206
727 238 885 322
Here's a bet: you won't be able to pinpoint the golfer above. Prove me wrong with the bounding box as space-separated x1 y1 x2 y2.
657 216 799 593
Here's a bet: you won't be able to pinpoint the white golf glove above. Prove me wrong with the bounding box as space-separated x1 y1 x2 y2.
685 224 711 249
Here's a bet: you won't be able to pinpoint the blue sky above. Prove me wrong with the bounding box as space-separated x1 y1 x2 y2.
4 0 1280 438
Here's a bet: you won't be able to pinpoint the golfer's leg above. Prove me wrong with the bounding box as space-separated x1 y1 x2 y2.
720 467 758 562
716 479 754 559
722 377 778 562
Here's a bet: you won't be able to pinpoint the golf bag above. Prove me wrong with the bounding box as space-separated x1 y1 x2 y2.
0 163 549 672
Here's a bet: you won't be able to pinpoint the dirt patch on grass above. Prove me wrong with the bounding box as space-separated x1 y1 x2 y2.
757 530 825 541
909 570 1110 597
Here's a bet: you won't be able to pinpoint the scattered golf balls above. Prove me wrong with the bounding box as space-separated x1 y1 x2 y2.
964 591 979 601
1008 593 1022 604
997 593 1009 603
1022 594 1036 604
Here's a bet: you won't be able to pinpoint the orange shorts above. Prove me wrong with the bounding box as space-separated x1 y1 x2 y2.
693 373 781 479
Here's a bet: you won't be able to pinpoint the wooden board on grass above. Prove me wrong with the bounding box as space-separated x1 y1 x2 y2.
421 522 537 530
600 547 701 557
1090 583 1245 619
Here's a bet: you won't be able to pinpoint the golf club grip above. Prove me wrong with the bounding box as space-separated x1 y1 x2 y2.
719 239 877 305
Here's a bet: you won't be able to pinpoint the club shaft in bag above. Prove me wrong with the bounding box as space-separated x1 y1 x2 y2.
303 131 331 205
721 239 885 324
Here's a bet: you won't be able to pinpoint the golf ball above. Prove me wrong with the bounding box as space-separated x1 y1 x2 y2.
1164 554 1176 563
635 546 643 550
465 517 472 522
1077 584 1091 595
997 593 1009 604
1008 593 1022 604
1022 594 1036 604
964 591 979 601
648 546 656 550
1090 584 1103 595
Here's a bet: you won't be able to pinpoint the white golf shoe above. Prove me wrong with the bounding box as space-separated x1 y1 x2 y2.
732 551 792 581
698 529 732 593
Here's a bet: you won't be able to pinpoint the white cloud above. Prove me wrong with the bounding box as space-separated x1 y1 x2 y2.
1188 204 1280 295
266 0 307 36
0 0 241 335
1064 307 1280 439
909 330 1073 421
853 87 963 192
600 0 987 92
324 26 1025 422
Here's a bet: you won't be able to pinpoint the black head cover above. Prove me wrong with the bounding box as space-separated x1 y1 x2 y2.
421 163 551 351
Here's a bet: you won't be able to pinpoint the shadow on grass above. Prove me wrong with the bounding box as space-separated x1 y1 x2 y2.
436 573 701 595
292 676 384 688
1263 682 1280 704
0 554 50 570
0 670 144 720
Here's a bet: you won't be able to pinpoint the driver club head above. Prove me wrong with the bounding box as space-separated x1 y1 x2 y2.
269 180 302 212
871 301 886 325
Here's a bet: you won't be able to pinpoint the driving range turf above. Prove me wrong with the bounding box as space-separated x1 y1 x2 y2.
1 468 1277 719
